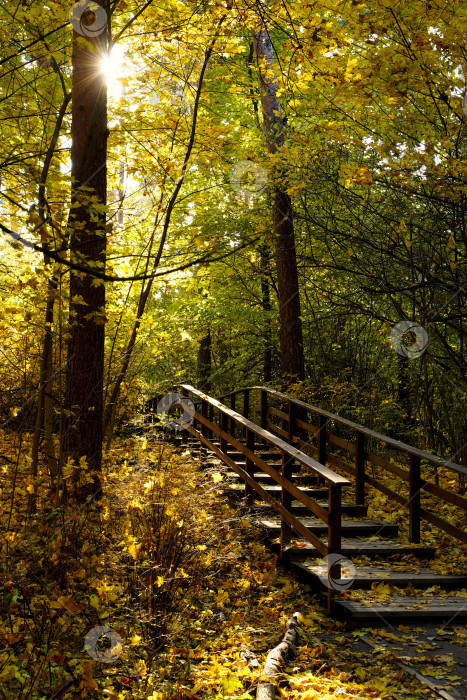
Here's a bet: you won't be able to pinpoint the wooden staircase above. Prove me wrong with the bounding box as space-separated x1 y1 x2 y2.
145 384 467 622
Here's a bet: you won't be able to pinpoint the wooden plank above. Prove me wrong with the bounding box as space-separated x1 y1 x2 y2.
328 432 356 454
335 597 467 619
366 451 409 481
295 435 318 453
419 507 467 544
267 420 289 440
295 417 318 435
409 454 421 543
364 473 407 506
258 518 399 537
241 386 467 478
268 405 288 421
422 480 467 512
285 540 436 559
293 563 467 590
355 430 365 505
327 454 356 477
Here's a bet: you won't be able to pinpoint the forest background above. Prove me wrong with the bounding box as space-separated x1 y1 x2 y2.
0 0 466 497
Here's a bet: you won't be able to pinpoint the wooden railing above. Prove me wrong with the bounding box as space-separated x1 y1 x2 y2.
159 384 350 610
217 387 467 545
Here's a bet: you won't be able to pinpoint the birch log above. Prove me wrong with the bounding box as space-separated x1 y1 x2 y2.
257 612 302 700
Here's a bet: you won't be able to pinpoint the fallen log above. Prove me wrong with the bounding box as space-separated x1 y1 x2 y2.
257 612 302 700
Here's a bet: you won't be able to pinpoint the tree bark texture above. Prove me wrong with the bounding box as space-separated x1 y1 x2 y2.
197 327 212 392
256 612 301 700
253 27 305 385
64 1 109 498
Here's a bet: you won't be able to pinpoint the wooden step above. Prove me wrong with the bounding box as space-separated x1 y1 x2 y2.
227 481 323 494
282 538 436 560
257 517 399 538
290 501 368 517
224 487 367 517
334 596 467 620
227 468 318 485
292 562 467 590
228 452 283 462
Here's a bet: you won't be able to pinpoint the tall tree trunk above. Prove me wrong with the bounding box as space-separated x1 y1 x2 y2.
260 246 272 382
253 25 305 385
64 1 109 500
197 328 212 392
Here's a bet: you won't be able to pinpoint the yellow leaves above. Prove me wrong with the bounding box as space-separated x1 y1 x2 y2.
339 164 372 187
79 660 98 692
127 542 142 560
211 472 223 483
135 659 147 677
130 634 142 646
371 581 392 597
89 594 100 610
216 588 229 608
71 294 88 305
141 437 147 450
447 234 456 250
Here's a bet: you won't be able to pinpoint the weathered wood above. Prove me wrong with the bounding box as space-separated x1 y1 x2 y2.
258 518 398 537
256 613 301 700
409 454 421 543
286 540 436 559
365 451 409 481
230 393 236 438
419 506 467 544
245 429 255 504
280 450 293 558
260 389 268 429
293 562 467 589
317 414 327 468
336 596 467 620
327 432 356 454
355 430 365 506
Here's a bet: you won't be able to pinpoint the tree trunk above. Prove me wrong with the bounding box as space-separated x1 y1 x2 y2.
253 26 305 385
257 612 301 700
64 1 109 500
197 328 212 391
260 246 272 382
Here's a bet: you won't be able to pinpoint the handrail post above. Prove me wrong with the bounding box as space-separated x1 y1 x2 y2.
245 429 255 503
280 450 293 560
200 399 208 462
288 400 296 445
208 404 213 440
318 414 327 465
409 454 421 543
317 414 327 486
230 394 236 438
327 482 342 614
180 387 189 444
220 410 229 454
355 430 365 505
242 389 250 438
260 389 268 429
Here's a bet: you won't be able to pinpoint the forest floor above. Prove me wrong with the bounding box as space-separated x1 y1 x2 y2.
0 432 466 700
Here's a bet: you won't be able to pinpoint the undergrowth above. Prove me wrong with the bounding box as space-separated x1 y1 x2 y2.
0 431 465 699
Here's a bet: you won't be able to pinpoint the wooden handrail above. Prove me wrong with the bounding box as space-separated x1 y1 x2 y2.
218 386 467 478
216 385 467 545
180 384 349 486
